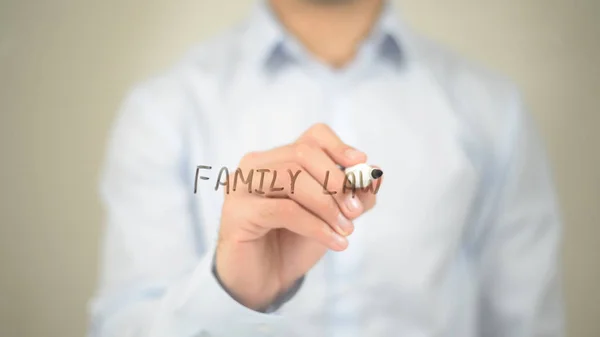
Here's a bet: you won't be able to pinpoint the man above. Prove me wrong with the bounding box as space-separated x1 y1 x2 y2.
89 0 565 336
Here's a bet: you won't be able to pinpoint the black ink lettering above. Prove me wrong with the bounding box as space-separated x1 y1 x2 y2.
371 177 382 194
287 169 302 194
343 172 357 198
233 168 254 193
214 166 230 194
269 170 284 193
360 175 382 195
194 165 212 194
322 170 337 195
254 169 270 195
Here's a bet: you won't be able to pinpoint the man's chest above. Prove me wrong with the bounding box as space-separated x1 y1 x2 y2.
200 74 478 238
189 73 481 322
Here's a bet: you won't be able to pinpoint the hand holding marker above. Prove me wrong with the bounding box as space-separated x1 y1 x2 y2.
340 163 384 189
215 123 383 311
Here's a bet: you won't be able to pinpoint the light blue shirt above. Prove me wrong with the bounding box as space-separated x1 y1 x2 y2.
89 1 565 336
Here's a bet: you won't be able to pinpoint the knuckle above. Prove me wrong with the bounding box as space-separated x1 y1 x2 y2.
319 197 340 220
274 199 297 217
293 143 314 161
285 161 302 172
241 151 260 164
336 144 351 155
303 123 329 140
311 123 331 134
301 136 320 147
257 199 278 219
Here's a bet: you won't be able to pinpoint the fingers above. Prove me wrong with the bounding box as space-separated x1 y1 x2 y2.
240 143 364 220
228 123 381 246
297 123 367 168
353 173 383 212
247 198 349 252
276 162 355 236
233 162 355 236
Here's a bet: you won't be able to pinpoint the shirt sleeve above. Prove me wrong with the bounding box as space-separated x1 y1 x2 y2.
88 83 300 337
474 90 565 336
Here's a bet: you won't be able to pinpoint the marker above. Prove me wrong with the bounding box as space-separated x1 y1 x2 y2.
339 163 383 188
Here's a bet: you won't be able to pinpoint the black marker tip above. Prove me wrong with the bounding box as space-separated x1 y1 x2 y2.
371 168 383 179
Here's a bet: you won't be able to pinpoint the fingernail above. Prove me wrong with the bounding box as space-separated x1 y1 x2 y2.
336 213 354 236
345 195 363 214
344 148 365 161
331 232 348 250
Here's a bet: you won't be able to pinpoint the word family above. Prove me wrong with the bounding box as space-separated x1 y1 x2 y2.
193 165 382 196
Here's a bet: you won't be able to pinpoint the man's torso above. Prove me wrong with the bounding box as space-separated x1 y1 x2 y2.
137 15 516 336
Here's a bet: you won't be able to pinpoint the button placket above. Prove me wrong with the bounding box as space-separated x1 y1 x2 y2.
326 79 363 337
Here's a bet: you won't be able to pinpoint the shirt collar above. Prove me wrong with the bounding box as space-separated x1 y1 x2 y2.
241 0 407 73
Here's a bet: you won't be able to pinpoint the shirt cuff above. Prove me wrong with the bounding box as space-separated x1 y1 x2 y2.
153 249 300 337
211 253 305 314
264 275 305 314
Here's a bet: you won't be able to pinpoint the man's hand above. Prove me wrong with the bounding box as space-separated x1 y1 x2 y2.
215 123 382 311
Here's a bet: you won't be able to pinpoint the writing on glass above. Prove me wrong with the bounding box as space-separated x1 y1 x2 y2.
193 165 382 197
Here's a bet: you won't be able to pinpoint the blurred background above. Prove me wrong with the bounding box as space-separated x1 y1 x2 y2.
1 0 598 336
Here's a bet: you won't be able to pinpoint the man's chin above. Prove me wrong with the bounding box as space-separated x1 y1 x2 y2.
303 0 360 6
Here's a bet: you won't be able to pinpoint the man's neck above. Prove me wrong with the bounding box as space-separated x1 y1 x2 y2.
268 0 384 68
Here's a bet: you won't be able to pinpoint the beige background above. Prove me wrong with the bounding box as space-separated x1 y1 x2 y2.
1 0 598 336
